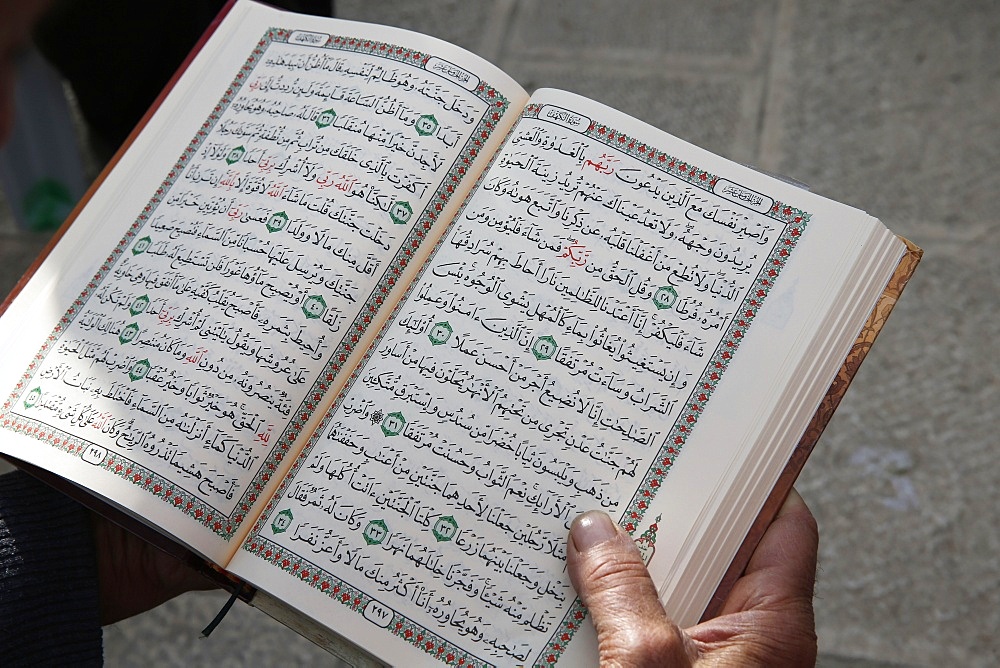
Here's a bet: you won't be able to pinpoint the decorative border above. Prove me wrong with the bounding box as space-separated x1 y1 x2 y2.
522 103 809 227
0 29 509 542
244 538 492 667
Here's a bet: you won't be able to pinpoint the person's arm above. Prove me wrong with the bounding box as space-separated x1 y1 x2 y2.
0 466 215 665
568 489 818 667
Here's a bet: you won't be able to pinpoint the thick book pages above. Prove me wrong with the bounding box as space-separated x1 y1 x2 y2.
0 2 918 666
699 237 920 622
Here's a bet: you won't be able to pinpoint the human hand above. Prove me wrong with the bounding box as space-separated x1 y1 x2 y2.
91 514 217 625
567 489 818 667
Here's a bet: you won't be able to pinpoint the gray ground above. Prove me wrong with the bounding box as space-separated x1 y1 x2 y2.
1 1 996 666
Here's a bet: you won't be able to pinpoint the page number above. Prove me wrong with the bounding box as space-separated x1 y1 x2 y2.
81 445 107 465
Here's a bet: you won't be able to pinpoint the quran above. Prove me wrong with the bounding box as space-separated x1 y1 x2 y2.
0 2 919 666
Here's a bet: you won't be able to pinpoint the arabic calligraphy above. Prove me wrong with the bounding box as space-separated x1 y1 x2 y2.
13 34 493 522
262 113 788 662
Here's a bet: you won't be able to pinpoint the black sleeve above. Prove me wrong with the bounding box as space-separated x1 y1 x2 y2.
0 470 102 666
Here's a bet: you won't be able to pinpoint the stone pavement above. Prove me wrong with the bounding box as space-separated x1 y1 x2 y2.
2 1 998 666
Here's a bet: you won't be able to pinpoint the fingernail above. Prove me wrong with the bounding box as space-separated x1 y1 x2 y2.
571 511 618 551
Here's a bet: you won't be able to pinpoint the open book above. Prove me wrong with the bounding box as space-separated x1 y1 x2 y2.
0 1 920 665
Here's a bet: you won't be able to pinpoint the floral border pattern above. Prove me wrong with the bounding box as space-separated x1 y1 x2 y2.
244 538 492 667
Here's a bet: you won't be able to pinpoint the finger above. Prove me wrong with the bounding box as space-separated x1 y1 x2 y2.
694 490 817 665
746 489 818 590
719 488 818 615
567 511 697 667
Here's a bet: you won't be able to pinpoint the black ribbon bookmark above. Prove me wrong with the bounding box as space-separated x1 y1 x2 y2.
200 589 241 638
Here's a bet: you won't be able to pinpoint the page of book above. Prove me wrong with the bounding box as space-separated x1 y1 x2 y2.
0 1 527 561
229 87 904 666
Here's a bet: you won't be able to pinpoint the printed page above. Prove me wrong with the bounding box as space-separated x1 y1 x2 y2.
231 89 900 665
0 1 526 562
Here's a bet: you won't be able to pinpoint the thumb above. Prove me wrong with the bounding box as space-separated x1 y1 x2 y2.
567 511 698 667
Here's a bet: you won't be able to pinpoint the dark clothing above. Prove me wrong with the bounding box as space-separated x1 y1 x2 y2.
0 470 102 666
35 1 335 160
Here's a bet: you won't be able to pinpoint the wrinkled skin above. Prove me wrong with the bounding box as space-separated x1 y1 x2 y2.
567 489 818 667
